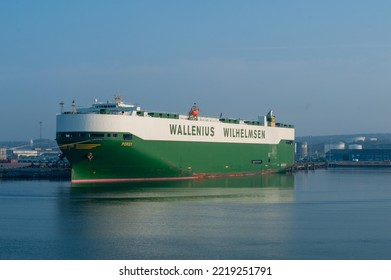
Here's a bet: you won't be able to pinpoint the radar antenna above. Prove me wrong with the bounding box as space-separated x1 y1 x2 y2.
114 95 123 104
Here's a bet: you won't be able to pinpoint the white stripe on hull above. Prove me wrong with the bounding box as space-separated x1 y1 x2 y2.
57 114 294 145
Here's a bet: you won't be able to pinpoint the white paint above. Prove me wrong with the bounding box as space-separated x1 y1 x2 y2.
57 114 294 144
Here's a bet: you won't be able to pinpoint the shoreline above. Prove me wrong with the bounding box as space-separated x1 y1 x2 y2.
0 166 71 180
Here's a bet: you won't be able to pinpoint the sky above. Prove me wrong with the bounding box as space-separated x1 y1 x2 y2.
1 0 391 141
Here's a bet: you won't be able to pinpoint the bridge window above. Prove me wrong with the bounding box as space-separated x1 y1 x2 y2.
123 134 133 140
90 133 105 138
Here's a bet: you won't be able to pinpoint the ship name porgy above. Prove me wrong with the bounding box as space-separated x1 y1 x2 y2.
169 124 266 139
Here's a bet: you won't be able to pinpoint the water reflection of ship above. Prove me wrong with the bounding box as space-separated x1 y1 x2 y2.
56 174 295 259
67 174 295 203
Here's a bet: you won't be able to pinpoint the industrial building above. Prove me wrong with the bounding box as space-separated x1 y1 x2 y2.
326 149 391 162
0 148 6 161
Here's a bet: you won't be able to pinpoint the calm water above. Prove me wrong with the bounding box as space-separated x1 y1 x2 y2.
1 169 391 260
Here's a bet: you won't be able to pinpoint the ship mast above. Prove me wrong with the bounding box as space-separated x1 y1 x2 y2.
59 101 64 114
71 100 77 114
114 95 123 104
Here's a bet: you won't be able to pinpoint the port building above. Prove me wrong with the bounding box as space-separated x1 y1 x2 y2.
326 148 391 162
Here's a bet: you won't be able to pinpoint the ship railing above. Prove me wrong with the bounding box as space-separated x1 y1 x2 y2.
276 123 294 128
60 110 294 128
62 110 134 115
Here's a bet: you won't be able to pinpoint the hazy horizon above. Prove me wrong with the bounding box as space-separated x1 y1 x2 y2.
1 1 391 141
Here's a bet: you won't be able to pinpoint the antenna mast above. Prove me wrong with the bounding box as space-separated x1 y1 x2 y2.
60 101 64 114
39 121 42 140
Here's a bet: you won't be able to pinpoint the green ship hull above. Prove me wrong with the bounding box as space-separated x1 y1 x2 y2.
57 133 294 183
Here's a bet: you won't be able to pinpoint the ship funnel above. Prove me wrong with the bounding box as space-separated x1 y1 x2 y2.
266 110 276 127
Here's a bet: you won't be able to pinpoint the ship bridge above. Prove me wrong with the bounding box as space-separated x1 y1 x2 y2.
61 96 141 115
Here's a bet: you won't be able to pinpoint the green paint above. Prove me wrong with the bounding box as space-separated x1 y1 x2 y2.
57 132 294 182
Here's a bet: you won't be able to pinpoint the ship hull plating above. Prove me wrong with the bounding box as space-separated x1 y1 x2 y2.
57 134 294 183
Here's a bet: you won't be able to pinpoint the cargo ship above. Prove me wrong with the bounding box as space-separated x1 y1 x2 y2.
56 96 295 183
